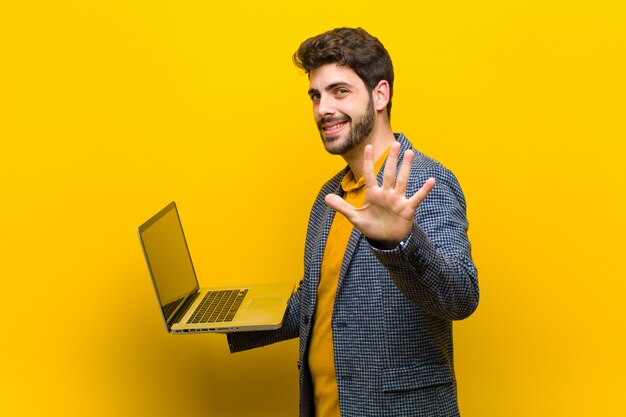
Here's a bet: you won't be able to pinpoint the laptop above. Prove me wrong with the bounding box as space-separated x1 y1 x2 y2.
138 201 294 334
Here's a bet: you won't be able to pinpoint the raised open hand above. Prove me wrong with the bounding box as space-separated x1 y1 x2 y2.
325 141 436 248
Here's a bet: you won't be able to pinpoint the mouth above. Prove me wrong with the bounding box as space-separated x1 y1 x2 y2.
319 118 349 138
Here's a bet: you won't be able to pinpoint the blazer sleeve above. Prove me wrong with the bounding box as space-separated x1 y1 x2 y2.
370 161 479 320
227 284 301 353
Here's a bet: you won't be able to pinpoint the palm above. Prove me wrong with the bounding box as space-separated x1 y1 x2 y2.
325 142 435 248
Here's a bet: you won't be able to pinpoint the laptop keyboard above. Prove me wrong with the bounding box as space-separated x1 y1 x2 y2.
188 289 248 324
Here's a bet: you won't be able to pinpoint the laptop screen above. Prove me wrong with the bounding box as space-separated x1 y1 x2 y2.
138 202 199 323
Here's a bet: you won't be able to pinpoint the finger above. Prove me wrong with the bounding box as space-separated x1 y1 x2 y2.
408 178 436 209
362 144 378 190
395 149 414 195
382 141 401 190
325 193 358 222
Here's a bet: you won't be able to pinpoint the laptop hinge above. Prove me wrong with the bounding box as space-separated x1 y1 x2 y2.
169 291 200 328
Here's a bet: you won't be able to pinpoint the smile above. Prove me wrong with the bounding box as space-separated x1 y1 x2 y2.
321 120 348 137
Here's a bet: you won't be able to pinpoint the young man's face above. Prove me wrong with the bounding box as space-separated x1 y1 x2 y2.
308 63 375 156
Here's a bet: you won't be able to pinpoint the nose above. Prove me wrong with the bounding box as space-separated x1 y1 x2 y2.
316 94 335 119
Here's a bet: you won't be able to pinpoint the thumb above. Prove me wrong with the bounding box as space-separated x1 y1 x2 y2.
325 194 357 221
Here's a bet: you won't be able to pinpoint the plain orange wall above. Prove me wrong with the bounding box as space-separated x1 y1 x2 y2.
1 1 624 416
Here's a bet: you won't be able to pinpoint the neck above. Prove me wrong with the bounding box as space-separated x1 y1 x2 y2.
342 122 396 179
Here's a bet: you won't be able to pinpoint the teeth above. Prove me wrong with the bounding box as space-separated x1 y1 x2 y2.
324 121 347 132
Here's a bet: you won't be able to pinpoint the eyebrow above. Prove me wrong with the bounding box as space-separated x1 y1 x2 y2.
308 81 354 96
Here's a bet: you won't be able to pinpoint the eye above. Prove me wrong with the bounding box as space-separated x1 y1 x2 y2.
336 88 349 95
309 93 320 102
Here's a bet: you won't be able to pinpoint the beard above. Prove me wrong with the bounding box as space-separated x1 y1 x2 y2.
318 96 375 155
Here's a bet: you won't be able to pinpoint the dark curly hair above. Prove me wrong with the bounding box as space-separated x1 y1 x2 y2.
293 27 395 119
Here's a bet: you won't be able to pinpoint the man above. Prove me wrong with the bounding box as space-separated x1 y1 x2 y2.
228 27 479 417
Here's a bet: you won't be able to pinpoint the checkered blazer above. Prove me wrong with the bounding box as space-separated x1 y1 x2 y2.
228 133 479 417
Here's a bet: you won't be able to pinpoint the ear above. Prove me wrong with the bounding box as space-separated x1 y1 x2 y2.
372 80 390 113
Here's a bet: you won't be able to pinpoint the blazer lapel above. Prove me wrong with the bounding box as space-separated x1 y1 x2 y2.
308 174 345 300
336 226 362 292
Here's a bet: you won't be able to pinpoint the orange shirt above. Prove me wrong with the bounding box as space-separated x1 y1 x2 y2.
308 149 389 417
